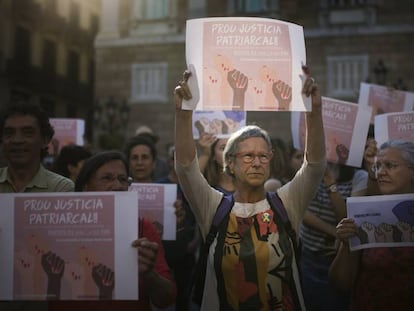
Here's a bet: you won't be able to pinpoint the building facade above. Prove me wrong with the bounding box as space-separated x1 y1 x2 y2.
95 0 414 155
0 0 100 141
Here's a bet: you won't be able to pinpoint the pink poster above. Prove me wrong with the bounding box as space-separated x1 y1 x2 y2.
375 111 414 147
137 185 164 236
13 195 114 300
0 192 138 300
322 98 358 164
48 118 85 157
358 83 414 123
129 183 177 240
183 17 309 112
291 97 372 167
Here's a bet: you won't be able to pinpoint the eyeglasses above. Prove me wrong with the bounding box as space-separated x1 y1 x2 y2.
371 161 408 176
96 174 132 186
232 152 273 164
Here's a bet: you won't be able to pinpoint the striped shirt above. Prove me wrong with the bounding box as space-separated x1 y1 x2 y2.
300 169 367 252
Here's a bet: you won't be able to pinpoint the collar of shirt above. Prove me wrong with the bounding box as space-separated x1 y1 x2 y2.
0 165 48 192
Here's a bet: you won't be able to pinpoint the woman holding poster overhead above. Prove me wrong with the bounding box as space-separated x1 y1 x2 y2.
174 67 326 311
330 140 414 311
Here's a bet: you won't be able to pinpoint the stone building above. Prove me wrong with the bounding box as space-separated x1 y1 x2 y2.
0 0 101 141
95 0 414 155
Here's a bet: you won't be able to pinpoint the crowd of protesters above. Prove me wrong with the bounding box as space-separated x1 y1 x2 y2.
0 65 413 311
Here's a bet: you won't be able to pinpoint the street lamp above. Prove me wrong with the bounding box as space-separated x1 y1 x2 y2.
105 97 116 129
371 59 407 90
93 97 130 150
373 59 388 86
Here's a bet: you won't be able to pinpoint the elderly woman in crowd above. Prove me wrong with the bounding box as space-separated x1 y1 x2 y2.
173 67 326 310
330 140 414 311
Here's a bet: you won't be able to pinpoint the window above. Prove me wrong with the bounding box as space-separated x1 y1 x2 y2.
90 14 99 35
89 59 95 86
69 1 80 27
14 26 31 67
327 55 369 99
129 0 176 36
0 51 4 73
324 0 376 8
66 102 77 118
45 0 56 12
136 0 170 20
227 0 279 14
11 89 31 103
131 63 168 103
319 0 376 25
40 97 56 117
43 39 57 74
67 50 80 81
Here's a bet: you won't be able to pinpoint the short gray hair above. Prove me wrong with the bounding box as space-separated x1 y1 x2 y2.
379 140 414 166
223 125 272 175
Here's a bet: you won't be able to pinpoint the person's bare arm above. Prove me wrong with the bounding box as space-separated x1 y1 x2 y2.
144 269 176 307
323 167 347 221
174 71 195 166
302 210 336 237
132 238 176 307
329 218 360 292
303 66 325 164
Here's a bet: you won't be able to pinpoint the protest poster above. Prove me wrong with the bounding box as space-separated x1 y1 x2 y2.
358 83 414 123
374 111 414 147
0 191 138 300
48 118 85 156
291 97 372 167
347 194 414 251
128 183 176 240
193 110 246 139
183 17 310 112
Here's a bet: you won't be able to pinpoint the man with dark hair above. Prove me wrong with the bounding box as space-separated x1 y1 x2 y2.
0 102 74 192
0 103 74 310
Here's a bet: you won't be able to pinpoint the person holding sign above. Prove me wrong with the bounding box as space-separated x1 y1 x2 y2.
156 146 201 311
49 151 176 311
125 134 200 311
0 103 75 311
174 66 325 310
299 163 367 311
330 140 414 310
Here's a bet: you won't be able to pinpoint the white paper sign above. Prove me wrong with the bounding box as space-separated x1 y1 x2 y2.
374 111 414 147
128 183 177 240
347 194 414 251
0 192 138 300
291 97 372 167
183 17 310 112
48 118 85 155
358 83 414 123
